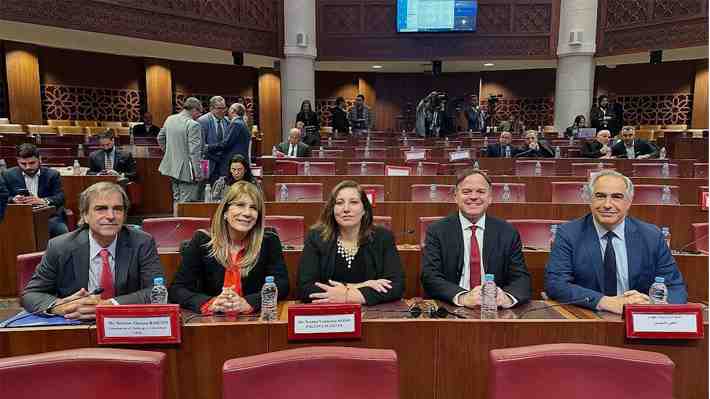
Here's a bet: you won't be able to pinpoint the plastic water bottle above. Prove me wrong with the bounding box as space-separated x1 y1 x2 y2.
483 136 489 147
272 146 277 157
279 184 289 201
77 144 84 158
456 144 462 151
501 183 511 202
534 161 542 176
360 162 368 175
416 162 424 176
0 159 6 173
537 125 542 134
403 136 408 146
328 136 332 147
364 147 371 158
204 184 213 202
129 132 135 146
473 160 480 170
35 133 41 144
659 147 666 159
304 161 311 176
504 145 511 158
579 184 590 201
150 277 168 304
444 137 449 146
661 227 671 249
661 186 672 204
549 224 558 248
366 135 371 146
260 276 278 321
554 146 561 158
661 163 670 177
481 274 498 319
318 150 324 159
649 277 668 304
569 136 574 146
429 184 437 201
72 159 81 176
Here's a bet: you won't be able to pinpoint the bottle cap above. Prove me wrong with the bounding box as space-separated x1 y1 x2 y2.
153 277 165 285
265 276 274 283
484 273 495 281
654 276 665 283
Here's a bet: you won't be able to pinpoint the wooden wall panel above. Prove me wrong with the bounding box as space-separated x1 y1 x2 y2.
315 71 359 100
5 42 42 124
40 47 141 89
691 62 708 129
258 69 282 154
145 61 173 127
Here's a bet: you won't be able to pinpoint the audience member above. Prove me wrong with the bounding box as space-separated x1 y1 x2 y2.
517 130 554 157
348 94 371 133
331 96 350 135
296 100 321 147
565 114 586 137
416 91 436 137
276 128 311 158
88 129 137 181
211 154 259 201
607 93 624 136
205 102 251 180
132 112 160 137
465 94 487 133
198 96 229 183
581 129 613 158
590 95 614 133
485 131 519 157
611 126 658 159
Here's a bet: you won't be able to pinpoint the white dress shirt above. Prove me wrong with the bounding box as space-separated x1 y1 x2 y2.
23 169 40 197
592 218 629 295
88 231 119 304
288 143 297 157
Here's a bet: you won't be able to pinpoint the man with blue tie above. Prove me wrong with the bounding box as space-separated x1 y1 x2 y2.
197 96 229 183
545 170 687 314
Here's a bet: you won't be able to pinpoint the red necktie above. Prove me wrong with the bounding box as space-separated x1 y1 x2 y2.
99 249 115 300
469 225 481 289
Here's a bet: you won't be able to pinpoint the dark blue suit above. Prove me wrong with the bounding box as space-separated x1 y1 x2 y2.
205 117 251 179
2 166 68 237
545 214 687 309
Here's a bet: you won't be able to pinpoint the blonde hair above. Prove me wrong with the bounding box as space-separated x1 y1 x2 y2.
206 181 264 276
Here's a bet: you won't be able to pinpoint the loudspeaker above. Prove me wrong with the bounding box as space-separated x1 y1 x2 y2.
232 51 244 66
432 60 442 76
650 50 662 65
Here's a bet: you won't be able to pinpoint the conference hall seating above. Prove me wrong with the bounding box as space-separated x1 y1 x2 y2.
142 217 211 250
16 251 44 296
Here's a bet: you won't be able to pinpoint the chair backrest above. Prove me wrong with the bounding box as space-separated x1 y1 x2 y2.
39 147 74 157
57 126 86 136
0 124 24 134
25 125 58 135
515 160 556 176
632 163 679 178
633 184 680 205
274 160 299 175
47 119 73 127
16 251 44 296
264 215 304 248
311 149 344 158
411 184 455 202
693 163 708 178
373 216 392 231
419 216 444 247
354 147 387 159
101 121 124 128
550 181 589 204
74 120 99 127
405 161 439 176
141 217 211 249
274 183 324 202
223 347 399 399
438 162 475 175
0 348 165 399
488 343 674 399
491 183 526 203
691 222 708 253
347 162 386 175
664 124 687 130
361 184 386 202
298 161 336 176
507 219 566 249
570 162 615 177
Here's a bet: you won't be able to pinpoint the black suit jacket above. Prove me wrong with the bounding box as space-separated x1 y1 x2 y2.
277 141 311 158
611 139 658 159
421 213 531 305
580 140 609 158
3 166 65 219
132 123 161 137
88 149 137 181
169 229 289 313
517 143 554 158
486 143 519 158
0 173 8 223
298 226 405 305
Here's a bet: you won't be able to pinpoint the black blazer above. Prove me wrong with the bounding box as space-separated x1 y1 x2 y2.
276 141 311 158
169 229 289 313
611 139 658 159
87 149 138 181
486 143 519 158
0 173 8 222
298 226 405 305
331 107 350 133
580 140 608 158
421 213 531 305
132 124 161 137
3 166 65 218
516 143 554 158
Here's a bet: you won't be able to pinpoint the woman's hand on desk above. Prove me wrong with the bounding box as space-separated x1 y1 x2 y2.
209 288 252 314
350 279 392 294
311 280 366 304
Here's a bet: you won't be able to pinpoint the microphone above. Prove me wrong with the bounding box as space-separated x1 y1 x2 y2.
3 287 105 328
517 297 592 319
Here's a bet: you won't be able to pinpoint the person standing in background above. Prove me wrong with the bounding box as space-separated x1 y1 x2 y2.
205 102 251 180
331 97 350 137
348 94 371 133
132 112 161 137
198 96 229 183
297 100 321 147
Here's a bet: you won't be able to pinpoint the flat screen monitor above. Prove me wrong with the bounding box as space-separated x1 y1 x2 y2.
575 128 598 139
397 0 477 33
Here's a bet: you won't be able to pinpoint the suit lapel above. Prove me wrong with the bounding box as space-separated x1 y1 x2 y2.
114 229 134 294
482 217 494 274
449 214 464 276
583 216 606 292
625 219 641 290
72 230 91 289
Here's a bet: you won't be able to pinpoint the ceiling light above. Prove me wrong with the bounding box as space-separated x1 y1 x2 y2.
372 65 383 69
483 63 495 67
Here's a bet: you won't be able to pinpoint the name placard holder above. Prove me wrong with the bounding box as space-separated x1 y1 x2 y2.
96 304 182 345
405 150 426 161
288 304 362 341
624 304 704 339
448 150 470 162
700 191 708 211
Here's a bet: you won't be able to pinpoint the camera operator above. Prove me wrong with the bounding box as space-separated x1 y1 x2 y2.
465 94 487 133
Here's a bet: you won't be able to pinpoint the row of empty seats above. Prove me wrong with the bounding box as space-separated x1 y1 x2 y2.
0 123 131 136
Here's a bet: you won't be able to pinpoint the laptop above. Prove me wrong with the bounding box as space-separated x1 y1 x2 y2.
575 128 597 139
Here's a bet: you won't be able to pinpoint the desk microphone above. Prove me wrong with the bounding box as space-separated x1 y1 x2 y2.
517 297 591 319
3 287 104 328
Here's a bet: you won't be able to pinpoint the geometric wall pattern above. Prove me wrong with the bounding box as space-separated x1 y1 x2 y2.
490 97 555 128
174 92 256 125
617 94 693 126
41 84 142 121
314 98 357 128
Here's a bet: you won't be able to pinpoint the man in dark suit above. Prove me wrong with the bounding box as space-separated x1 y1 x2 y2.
421 169 531 308
205 102 251 179
0 173 8 223
517 130 554 158
198 96 230 183
3 143 67 237
87 129 137 181
22 182 164 319
580 129 613 158
132 112 161 137
590 94 616 134
611 126 658 159
485 131 519 158
607 93 624 137
545 171 687 314
276 128 311 157
464 94 487 132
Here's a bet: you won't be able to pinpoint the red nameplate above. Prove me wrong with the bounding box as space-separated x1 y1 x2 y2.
96 304 182 345
700 191 708 211
287 303 362 341
624 304 704 339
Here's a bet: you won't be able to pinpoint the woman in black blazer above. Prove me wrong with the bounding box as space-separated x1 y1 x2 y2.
169 181 289 314
296 100 321 147
298 180 405 305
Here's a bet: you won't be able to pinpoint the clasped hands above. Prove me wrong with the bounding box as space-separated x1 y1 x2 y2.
12 194 46 206
51 288 113 320
597 290 650 314
459 285 513 309
309 279 392 304
209 287 253 314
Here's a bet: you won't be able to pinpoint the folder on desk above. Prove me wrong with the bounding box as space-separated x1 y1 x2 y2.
0 312 82 328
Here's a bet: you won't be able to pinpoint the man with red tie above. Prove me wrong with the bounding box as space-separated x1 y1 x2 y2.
22 182 164 319
421 169 531 308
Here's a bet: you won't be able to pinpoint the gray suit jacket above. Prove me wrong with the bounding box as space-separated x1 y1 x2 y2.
158 110 204 182
21 226 165 312
276 141 311 157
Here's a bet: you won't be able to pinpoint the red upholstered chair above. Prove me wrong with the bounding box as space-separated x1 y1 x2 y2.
693 162 708 178
39 147 74 157
633 184 680 205
491 183 526 202
488 343 674 399
348 162 386 175
275 160 299 175
373 216 392 231
691 222 708 254
410 184 455 202
16 251 44 295
223 347 399 399
141 217 211 250
146 146 164 157
311 149 344 158
437 162 475 175
297 161 336 175
274 183 324 201
507 219 566 249
405 161 439 175
0 348 166 399
264 215 304 248
354 147 387 159
570 162 615 177
550 181 589 204
515 160 556 176
419 216 444 247
126 182 142 207
361 184 386 202
632 163 679 177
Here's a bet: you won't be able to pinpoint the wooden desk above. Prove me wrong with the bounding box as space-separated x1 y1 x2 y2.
0 205 53 296
60 175 117 214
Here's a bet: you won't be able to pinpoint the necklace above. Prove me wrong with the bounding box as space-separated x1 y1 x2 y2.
337 239 358 269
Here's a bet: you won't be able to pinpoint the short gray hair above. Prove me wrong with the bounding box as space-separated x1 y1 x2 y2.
229 102 245 116
209 96 226 109
79 181 130 217
588 170 634 200
182 97 203 112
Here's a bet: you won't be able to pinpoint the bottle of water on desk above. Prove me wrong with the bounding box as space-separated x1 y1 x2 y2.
504 145 511 158
304 161 311 176
501 183 511 202
534 161 542 176
661 186 672 204
72 159 81 176
260 276 278 321
150 277 168 304
0 159 6 173
77 144 84 158
360 162 368 175
481 274 498 319
279 184 289 201
416 162 424 176
649 277 668 304
483 136 489 147
661 227 671 249
554 146 561 158
204 184 213 202
429 184 437 201
659 147 667 159
661 162 670 177
272 146 277 157
549 224 558 248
